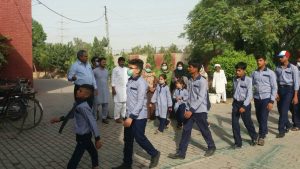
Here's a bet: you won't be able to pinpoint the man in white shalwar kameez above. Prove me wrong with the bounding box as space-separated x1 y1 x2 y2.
111 57 129 123
212 64 227 103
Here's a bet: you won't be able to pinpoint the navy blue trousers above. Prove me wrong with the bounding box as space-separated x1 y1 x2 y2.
254 98 271 138
67 133 98 169
290 90 300 128
157 117 170 132
176 104 186 126
178 113 215 156
232 101 257 146
277 86 293 133
123 119 158 166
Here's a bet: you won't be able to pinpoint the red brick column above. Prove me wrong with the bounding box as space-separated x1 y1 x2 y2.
0 0 33 82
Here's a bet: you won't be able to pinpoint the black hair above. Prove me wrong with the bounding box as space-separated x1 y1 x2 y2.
77 50 87 59
175 78 186 89
99 57 106 63
188 60 201 71
159 74 168 85
161 62 168 66
254 53 266 60
79 84 94 96
235 62 247 70
118 57 125 62
128 58 144 71
176 61 184 67
91 56 99 63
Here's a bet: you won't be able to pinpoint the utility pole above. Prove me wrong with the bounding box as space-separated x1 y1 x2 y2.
104 6 110 54
59 17 65 43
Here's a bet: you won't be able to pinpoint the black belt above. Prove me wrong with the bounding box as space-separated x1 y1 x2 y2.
279 85 293 88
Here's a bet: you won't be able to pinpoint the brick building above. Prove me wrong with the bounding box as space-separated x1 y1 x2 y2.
125 53 186 69
0 0 33 81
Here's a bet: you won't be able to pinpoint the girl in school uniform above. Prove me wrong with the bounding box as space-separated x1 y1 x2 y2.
151 74 173 134
173 79 188 129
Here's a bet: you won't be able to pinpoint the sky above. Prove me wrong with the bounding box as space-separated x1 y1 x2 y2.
32 0 200 53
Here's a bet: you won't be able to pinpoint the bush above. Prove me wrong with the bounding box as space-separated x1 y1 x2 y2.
0 35 11 68
209 50 257 97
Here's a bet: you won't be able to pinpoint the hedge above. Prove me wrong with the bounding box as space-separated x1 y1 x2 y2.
209 50 275 97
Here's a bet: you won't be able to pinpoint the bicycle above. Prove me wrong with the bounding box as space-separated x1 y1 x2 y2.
0 78 43 132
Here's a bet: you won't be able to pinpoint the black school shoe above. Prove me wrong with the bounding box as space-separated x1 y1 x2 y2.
250 139 258 146
149 151 160 168
168 153 185 159
111 163 132 169
232 144 242 149
204 147 216 157
102 119 109 124
285 126 292 133
277 133 285 138
107 115 113 119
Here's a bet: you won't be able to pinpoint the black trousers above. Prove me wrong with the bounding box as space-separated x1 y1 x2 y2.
67 133 99 169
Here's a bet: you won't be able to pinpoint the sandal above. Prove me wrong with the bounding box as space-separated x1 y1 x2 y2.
291 127 300 131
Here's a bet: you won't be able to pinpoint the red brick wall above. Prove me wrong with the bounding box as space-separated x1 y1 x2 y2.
0 0 33 81
154 53 176 69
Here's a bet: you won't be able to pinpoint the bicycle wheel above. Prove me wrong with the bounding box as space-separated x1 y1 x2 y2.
21 98 43 130
6 98 27 130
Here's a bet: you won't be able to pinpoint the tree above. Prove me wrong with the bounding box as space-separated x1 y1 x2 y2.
45 42 76 74
184 0 300 62
32 19 47 70
169 43 181 53
90 37 107 58
163 50 173 69
159 47 166 53
0 35 11 68
146 52 155 68
131 45 143 54
72 37 91 54
106 53 115 75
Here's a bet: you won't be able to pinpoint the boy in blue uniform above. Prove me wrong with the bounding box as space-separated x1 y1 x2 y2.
112 59 160 169
275 50 299 138
232 62 258 148
168 61 216 159
252 55 277 146
51 84 102 169
290 55 300 131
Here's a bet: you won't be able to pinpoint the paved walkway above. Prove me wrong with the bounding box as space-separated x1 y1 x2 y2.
0 79 299 169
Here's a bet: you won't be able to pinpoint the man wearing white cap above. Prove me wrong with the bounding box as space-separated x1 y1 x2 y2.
212 64 227 103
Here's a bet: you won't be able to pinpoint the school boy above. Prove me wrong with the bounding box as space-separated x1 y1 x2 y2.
168 61 216 159
232 62 258 148
112 59 160 169
290 55 300 131
275 50 299 138
251 55 277 146
51 84 102 169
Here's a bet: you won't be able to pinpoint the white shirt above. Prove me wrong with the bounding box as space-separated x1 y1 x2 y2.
212 70 227 93
112 66 129 102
